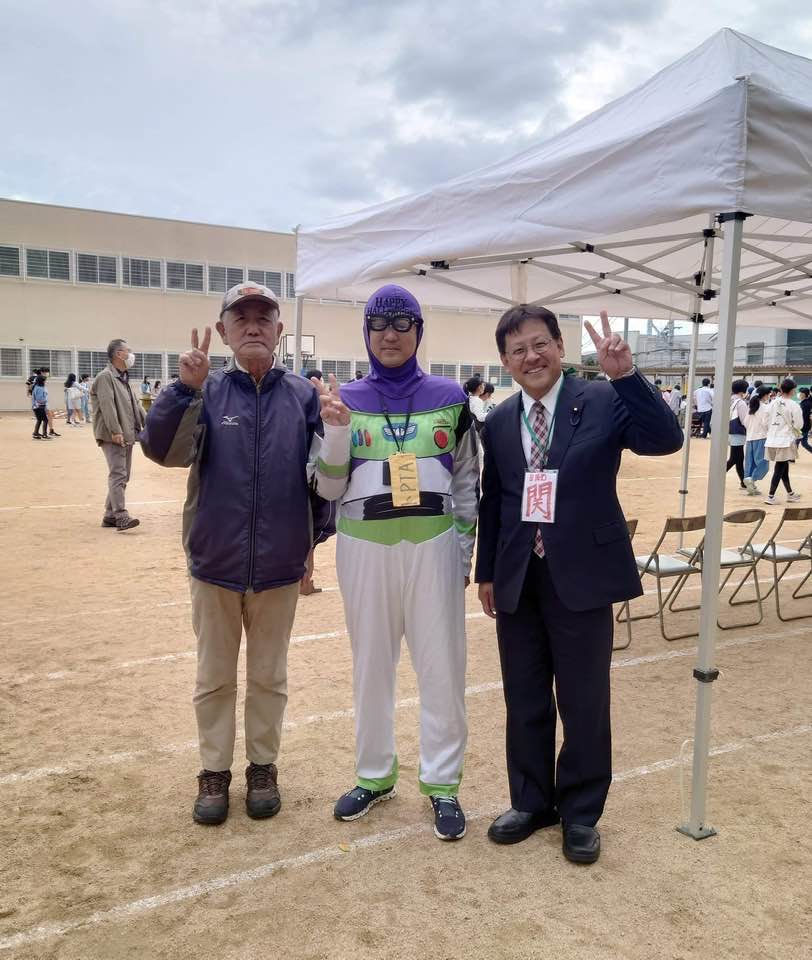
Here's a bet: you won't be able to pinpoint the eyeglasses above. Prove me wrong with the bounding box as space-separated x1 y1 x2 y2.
507 337 554 361
367 314 418 333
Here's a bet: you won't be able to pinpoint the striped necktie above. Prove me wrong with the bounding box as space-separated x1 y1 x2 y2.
529 401 548 558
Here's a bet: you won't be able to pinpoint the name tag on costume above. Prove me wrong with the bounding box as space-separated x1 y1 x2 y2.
389 453 420 507
522 469 558 523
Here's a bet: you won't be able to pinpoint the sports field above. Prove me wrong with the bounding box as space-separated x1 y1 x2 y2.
1 412 810 960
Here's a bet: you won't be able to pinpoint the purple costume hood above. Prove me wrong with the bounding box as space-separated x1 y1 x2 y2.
340 284 465 415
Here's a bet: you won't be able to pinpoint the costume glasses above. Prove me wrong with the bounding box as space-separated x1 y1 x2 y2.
367 314 418 333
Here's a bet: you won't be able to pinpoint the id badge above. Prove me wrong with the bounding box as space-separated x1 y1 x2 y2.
521 469 558 523
389 453 420 507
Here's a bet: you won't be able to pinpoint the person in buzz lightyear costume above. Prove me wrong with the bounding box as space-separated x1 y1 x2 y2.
313 284 479 841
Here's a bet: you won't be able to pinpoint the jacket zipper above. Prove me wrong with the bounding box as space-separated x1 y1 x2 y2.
247 380 261 588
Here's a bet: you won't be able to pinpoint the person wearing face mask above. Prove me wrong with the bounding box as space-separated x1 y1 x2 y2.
90 338 145 531
314 284 479 841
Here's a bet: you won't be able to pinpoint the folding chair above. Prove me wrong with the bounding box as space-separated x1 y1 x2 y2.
613 518 638 651
729 507 812 621
617 515 705 642
671 509 766 629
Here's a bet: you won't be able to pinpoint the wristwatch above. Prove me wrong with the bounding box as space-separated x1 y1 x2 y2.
610 365 637 381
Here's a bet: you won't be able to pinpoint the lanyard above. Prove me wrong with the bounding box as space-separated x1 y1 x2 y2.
521 388 561 468
380 397 414 453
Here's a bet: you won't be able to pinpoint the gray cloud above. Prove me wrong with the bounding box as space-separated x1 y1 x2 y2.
0 0 811 235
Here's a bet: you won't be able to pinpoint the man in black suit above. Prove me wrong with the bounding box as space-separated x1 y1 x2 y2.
476 306 683 863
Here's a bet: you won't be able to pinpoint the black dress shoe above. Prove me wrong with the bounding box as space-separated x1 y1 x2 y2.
487 807 560 844
562 822 601 863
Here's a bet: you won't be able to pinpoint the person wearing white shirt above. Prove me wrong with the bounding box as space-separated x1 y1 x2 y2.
764 378 803 505
743 386 771 495
694 378 714 437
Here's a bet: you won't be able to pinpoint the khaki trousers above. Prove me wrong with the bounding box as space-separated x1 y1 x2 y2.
101 441 133 521
190 576 300 772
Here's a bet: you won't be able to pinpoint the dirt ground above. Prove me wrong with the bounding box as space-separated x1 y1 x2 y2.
0 410 810 960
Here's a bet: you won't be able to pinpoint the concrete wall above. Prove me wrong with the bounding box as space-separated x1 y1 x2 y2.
0 198 583 410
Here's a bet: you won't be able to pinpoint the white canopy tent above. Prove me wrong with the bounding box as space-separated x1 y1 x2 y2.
296 28 812 839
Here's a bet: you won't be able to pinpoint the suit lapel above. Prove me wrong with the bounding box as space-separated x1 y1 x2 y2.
546 375 586 470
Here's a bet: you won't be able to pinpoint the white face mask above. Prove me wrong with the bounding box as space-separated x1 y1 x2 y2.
124 352 137 369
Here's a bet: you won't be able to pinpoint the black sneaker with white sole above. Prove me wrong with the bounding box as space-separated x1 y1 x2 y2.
430 795 466 841
333 784 396 821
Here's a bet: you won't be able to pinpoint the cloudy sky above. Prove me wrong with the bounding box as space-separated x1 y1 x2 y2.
1 0 811 236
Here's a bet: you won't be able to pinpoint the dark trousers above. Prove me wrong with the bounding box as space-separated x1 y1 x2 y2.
799 430 812 454
700 410 712 437
726 445 744 482
495 555 613 827
33 407 48 436
769 460 793 496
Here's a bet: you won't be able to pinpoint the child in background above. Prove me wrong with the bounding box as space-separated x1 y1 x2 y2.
79 374 92 423
31 375 50 440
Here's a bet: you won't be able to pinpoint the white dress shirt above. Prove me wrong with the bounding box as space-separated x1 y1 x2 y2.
520 373 564 466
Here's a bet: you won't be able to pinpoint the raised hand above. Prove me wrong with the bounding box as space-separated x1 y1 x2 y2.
179 327 211 390
314 373 351 426
584 310 633 381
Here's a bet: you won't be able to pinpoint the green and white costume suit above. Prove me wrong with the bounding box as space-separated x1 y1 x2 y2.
316 382 479 796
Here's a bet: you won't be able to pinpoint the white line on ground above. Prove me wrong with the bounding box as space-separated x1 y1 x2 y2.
2 626 806 788
0 499 182 512
5 570 808 685
1 722 808 954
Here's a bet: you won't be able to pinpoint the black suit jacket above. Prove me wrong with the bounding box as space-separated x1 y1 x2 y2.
475 371 683 613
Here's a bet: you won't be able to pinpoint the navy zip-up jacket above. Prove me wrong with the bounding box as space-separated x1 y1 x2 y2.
141 357 328 593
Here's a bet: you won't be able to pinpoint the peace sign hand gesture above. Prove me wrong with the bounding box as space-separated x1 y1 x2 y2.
584 310 633 381
179 327 211 390
314 373 351 426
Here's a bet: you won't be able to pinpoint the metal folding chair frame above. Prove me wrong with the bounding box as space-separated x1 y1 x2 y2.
613 518 638 651
669 509 766 630
617 515 705 642
728 508 812 622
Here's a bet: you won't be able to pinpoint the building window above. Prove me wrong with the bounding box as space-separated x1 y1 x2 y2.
0 245 21 277
167 261 204 292
77 252 117 285
430 363 458 380
29 348 72 377
488 364 513 388
459 363 486 384
247 269 283 297
285 273 296 299
208 265 244 293
167 353 180 378
208 354 230 372
26 248 71 281
321 359 353 383
122 257 161 288
77 350 113 377
0 347 23 377
355 359 370 378
746 342 765 365
127 352 163 380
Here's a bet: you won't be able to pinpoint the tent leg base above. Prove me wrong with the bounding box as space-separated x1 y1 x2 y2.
676 823 717 840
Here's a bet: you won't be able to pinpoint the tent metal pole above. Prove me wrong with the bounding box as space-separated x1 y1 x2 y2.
677 219 715 547
677 320 700 550
678 212 747 841
293 296 304 375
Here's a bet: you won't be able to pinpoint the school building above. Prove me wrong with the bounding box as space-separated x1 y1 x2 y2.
0 198 583 411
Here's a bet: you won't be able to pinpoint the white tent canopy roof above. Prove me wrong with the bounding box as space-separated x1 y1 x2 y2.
297 29 812 328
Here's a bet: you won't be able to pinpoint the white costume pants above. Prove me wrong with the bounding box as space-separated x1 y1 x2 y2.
336 527 467 796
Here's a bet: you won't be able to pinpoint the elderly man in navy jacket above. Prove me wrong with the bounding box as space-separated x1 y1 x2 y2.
141 282 327 826
476 306 682 863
